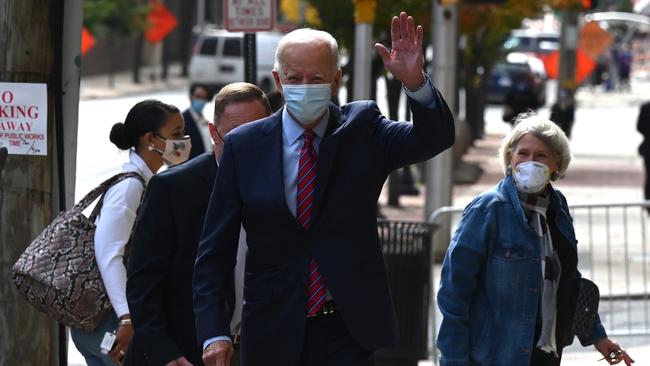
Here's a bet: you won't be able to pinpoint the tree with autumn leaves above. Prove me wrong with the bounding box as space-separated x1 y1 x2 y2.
459 0 547 140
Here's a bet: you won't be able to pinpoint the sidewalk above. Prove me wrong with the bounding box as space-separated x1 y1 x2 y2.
79 63 189 100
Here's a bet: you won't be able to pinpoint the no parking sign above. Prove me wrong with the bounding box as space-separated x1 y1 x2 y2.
225 0 275 32
0 82 47 155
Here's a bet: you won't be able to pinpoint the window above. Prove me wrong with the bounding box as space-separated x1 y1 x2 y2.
223 38 242 57
199 37 218 55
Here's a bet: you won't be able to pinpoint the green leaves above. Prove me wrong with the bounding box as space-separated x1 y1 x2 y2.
83 0 149 38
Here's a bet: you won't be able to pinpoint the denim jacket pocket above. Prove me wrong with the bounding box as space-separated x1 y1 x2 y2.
489 243 537 306
493 242 534 261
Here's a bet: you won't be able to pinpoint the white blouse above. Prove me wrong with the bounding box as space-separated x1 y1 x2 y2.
94 150 153 317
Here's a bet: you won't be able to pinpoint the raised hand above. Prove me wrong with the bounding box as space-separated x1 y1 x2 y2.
374 12 425 90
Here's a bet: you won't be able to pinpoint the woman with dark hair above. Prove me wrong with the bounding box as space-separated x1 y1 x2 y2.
70 99 190 366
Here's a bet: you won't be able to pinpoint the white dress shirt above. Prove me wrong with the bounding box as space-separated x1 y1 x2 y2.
94 150 153 317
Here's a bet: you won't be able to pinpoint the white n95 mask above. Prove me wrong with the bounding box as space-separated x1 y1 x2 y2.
512 161 551 194
282 84 331 125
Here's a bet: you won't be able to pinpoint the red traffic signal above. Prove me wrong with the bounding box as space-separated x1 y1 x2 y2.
582 0 598 9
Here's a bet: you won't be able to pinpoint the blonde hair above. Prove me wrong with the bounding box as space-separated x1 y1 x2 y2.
499 112 572 180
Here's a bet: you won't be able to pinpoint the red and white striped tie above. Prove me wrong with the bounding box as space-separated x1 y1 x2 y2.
297 130 327 316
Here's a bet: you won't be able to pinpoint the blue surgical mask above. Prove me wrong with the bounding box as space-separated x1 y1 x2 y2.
191 99 206 114
282 84 331 125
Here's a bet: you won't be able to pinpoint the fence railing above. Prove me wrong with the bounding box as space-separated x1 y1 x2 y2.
428 200 650 345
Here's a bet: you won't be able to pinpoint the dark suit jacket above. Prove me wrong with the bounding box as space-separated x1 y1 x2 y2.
183 108 206 160
193 93 455 365
125 152 221 366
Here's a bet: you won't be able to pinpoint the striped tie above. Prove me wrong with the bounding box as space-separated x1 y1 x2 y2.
297 130 327 316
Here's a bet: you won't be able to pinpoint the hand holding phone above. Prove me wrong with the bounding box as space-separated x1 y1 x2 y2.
100 331 117 355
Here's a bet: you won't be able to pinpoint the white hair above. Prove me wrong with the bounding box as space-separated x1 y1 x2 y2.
499 112 572 180
273 28 340 75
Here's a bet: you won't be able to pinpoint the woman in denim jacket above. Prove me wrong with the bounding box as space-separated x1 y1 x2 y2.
437 114 634 366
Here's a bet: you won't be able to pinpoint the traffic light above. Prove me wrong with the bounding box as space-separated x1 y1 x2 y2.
457 0 507 3
582 0 598 10
438 0 508 4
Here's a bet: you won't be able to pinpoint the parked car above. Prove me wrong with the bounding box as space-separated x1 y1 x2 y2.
503 29 560 57
189 28 285 93
487 52 547 107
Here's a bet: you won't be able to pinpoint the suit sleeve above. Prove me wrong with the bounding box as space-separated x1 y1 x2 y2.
372 83 455 172
437 202 493 366
193 136 242 346
126 175 183 365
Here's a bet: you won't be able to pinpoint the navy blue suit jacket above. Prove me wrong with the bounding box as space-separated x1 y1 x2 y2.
183 108 207 160
193 93 455 365
125 153 224 366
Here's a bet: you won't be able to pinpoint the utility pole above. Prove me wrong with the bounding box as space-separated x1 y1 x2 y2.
426 0 457 259
0 1 80 365
558 10 579 101
353 0 375 100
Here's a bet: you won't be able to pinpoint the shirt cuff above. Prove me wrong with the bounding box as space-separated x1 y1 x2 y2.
203 336 232 351
403 74 438 109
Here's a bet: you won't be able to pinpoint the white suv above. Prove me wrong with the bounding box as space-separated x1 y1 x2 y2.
189 28 285 93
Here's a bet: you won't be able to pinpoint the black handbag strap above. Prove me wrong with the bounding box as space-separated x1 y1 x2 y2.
72 172 146 222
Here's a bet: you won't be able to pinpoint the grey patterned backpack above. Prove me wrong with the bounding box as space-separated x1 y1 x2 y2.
11 172 145 331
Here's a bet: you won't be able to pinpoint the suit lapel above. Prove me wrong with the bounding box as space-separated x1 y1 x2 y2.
261 111 306 231
312 105 345 222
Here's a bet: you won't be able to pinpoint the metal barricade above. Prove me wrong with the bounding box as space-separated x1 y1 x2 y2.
428 201 650 344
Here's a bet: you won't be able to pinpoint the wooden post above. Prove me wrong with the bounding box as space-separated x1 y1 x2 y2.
0 1 64 364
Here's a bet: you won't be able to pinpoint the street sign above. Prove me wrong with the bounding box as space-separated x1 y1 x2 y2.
0 82 48 155
81 27 96 55
145 1 178 44
225 0 275 32
578 21 613 60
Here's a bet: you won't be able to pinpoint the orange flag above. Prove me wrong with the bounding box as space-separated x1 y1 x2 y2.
541 49 596 85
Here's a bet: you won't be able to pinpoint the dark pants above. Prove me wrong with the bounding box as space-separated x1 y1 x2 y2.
529 348 561 366
530 315 562 366
232 343 241 366
644 155 650 207
297 312 374 366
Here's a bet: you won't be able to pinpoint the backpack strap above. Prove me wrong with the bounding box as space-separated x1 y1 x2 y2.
73 172 145 222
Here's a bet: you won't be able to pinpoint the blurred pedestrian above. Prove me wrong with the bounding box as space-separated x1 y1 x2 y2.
549 89 575 138
124 83 271 366
637 101 650 212
184 84 213 160
615 45 633 92
503 78 538 124
437 113 634 366
193 12 454 366
70 100 190 366
265 89 284 112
